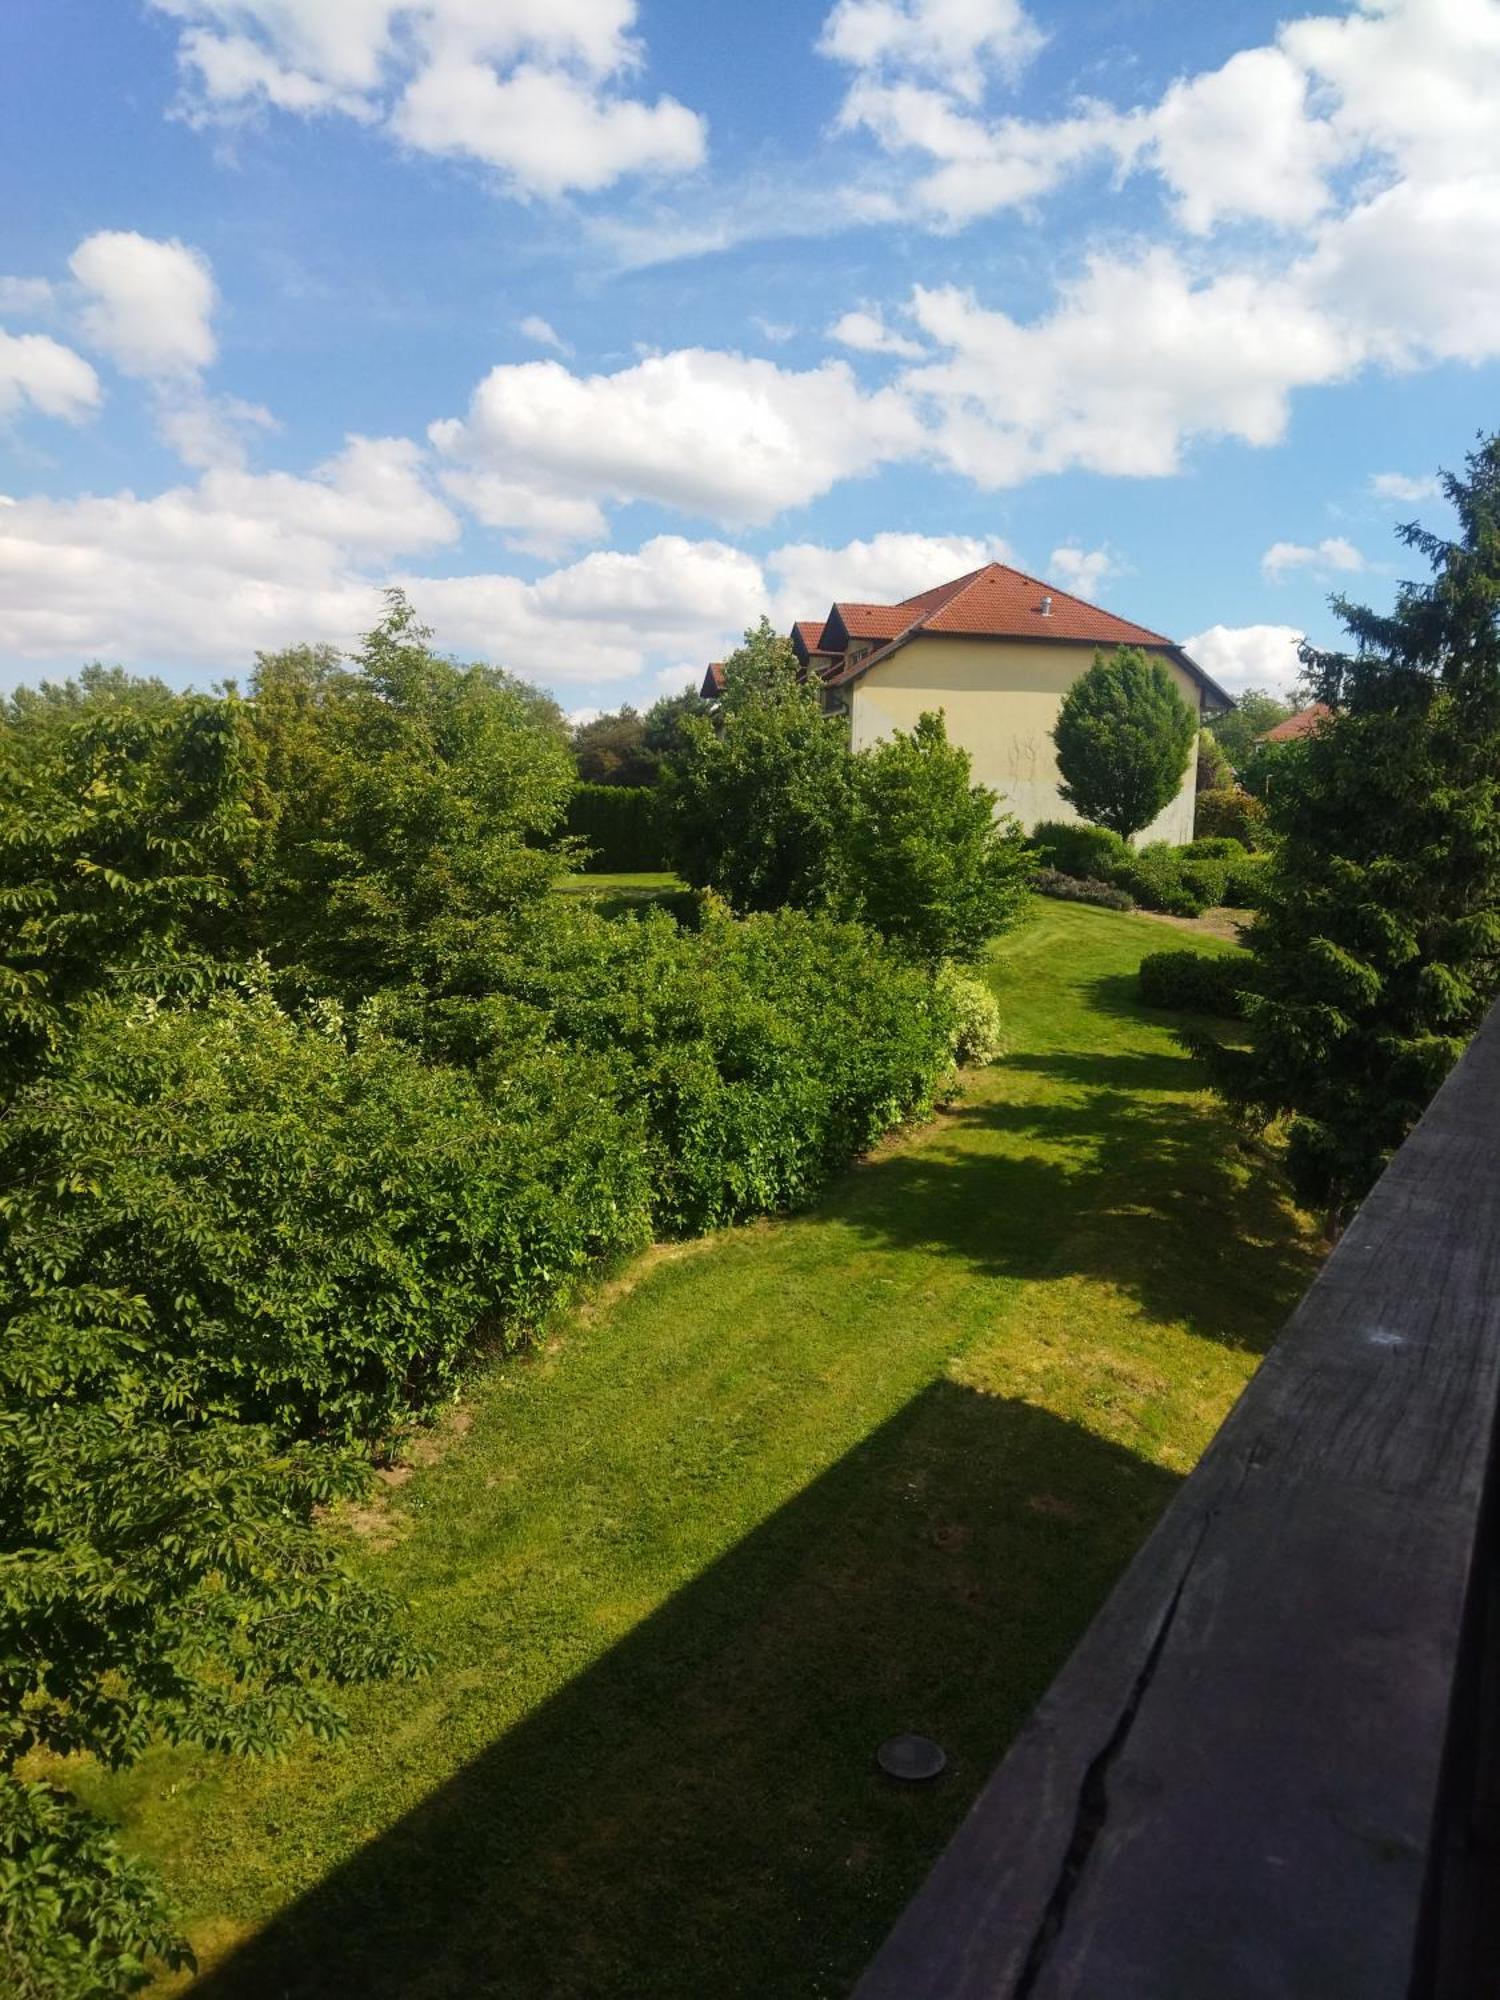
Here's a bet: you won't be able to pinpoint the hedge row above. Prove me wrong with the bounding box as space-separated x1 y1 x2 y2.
1029 822 1273 918
1137 948 1253 1017
565 783 664 871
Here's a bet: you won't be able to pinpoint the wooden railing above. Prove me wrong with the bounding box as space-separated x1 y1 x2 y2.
856 1005 1500 1999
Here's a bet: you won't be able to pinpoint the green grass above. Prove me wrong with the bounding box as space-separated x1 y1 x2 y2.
75 901 1318 1998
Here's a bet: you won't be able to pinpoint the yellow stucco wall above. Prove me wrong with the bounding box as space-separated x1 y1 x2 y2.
847 635 1203 844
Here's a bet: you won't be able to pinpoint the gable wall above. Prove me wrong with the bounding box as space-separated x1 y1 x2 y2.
847 635 1203 844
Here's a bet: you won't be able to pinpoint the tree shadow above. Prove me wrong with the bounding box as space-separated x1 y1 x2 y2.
192 1387 1178 2000
831 1043 1314 1356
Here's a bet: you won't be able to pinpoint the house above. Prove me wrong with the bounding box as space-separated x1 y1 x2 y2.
701 561 1233 842
1258 701 1331 742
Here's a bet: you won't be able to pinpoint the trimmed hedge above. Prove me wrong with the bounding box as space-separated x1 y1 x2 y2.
1223 853 1273 908
1183 836 1244 861
1194 787 1268 848
565 783 663 871
1031 867 1135 911
1029 819 1130 879
1138 948 1250 1017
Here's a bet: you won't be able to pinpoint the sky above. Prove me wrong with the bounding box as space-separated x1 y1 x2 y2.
1 0 1497 714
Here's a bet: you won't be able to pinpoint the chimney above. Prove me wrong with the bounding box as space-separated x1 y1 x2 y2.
1040 593 1053 617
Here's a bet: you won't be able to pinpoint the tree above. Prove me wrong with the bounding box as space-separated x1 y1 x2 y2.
1207 435 1500 1227
661 620 851 912
1207 687 1296 768
1052 646 1198 840
1196 727 1231 792
247 594 575 998
571 706 656 786
642 686 712 765
841 713 1030 962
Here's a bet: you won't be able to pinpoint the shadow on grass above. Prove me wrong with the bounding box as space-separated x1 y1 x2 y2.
193 1387 1178 2000
832 1040 1314 1356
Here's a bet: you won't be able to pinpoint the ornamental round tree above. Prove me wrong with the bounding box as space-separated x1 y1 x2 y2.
1052 646 1198 840
1207 433 1500 1229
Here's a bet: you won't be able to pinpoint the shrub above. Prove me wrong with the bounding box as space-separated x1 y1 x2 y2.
1183 836 1243 861
1195 786 1269 848
1029 819 1130 879
565 784 663 871
1178 856 1229 908
1113 845 1207 917
0 987 651 1444
938 963 1004 1066
1224 853 1273 908
1138 949 1250 1017
1030 867 1135 911
542 906 957 1234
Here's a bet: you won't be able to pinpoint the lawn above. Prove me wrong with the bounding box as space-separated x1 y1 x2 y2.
74 900 1319 1998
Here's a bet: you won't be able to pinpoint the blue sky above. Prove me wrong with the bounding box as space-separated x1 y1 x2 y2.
1 0 1496 711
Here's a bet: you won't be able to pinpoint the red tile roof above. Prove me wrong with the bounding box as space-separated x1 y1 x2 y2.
700 661 725 697
1259 702 1330 742
810 561 1229 707
792 619 828 656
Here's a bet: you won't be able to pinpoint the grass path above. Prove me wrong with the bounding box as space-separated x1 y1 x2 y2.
80 902 1318 1998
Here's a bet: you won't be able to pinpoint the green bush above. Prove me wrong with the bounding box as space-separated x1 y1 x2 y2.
1194 787 1268 848
1224 853 1273 908
1113 845 1207 917
1179 857 1229 908
0 987 651 1444
1030 867 1135 911
1138 949 1250 1017
1029 820 1130 879
542 906 957 1234
565 784 663 872
938 963 1004 1066
1183 836 1243 861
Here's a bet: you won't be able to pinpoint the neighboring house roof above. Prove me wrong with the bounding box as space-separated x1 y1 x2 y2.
791 619 827 657
700 661 725 698
818 560 1233 711
1259 702 1331 742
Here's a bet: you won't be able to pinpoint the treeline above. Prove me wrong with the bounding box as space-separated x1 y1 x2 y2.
0 596 1018 1995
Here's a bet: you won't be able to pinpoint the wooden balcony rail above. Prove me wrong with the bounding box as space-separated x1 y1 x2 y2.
856 1004 1500 2000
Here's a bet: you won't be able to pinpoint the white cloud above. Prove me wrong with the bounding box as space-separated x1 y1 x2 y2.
0 330 102 425
155 390 280 471
1184 623 1306 700
519 314 569 352
751 316 796 344
903 255 1356 485
1370 470 1441 502
0 277 55 317
392 60 704 197
1261 535 1366 581
153 0 707 199
69 232 217 380
827 307 926 359
1146 46 1339 233
765 530 1013 622
818 0 1045 97
430 347 925 537
1046 543 1118 598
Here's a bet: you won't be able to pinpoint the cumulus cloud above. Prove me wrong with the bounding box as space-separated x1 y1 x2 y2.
1260 535 1366 582
430 347 925 540
69 231 217 379
1046 543 1119 598
818 0 1045 96
765 530 1013 622
0 330 102 425
1184 623 1307 700
152 0 707 198
0 277 55 316
827 307 926 359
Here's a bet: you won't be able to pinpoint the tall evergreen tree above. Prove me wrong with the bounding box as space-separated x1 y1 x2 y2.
1210 434 1500 1227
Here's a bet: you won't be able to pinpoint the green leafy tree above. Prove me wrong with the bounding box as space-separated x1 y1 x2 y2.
841 712 1030 963
661 620 851 912
1052 646 1198 841
248 594 576 998
1208 436 1500 1226
571 705 657 786
1207 687 1297 768
1196 727 1231 792
0 691 260 1087
642 686 713 766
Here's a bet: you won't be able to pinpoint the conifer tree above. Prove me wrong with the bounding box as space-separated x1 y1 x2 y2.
1210 434 1500 1226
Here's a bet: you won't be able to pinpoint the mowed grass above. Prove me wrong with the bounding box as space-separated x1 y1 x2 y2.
75 900 1319 1999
